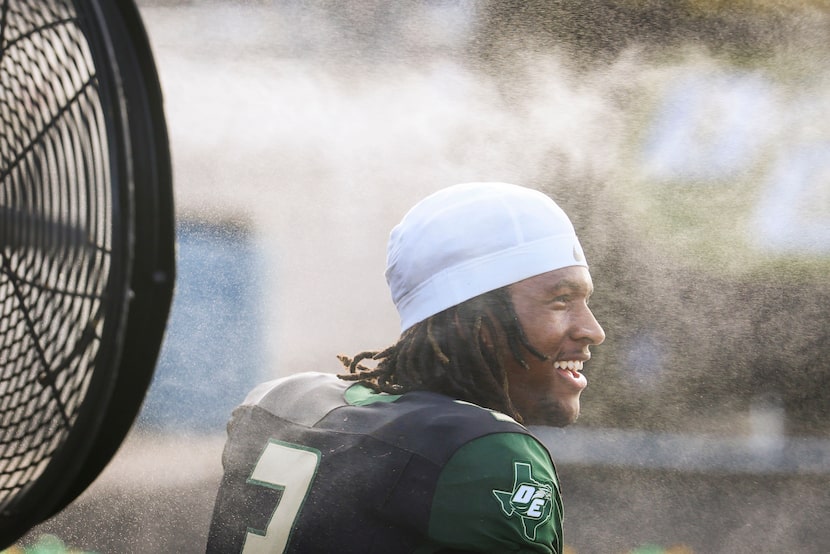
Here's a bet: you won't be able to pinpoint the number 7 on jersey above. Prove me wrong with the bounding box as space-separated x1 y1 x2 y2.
242 440 321 554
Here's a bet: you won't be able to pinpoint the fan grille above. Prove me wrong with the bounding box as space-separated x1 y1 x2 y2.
0 0 114 512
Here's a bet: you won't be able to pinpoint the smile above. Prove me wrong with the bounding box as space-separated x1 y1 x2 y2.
553 360 587 389
552 360 583 372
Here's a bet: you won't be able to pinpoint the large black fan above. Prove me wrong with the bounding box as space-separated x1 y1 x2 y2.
0 0 174 547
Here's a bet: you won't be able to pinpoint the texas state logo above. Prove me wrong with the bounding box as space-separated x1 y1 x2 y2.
492 461 553 541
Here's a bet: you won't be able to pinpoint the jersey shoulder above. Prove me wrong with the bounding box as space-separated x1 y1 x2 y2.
317 382 534 467
238 371 350 426
426 431 563 553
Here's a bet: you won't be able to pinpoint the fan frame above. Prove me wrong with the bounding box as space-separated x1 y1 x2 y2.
0 0 174 546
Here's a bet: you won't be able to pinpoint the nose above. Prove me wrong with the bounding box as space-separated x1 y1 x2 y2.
574 306 605 346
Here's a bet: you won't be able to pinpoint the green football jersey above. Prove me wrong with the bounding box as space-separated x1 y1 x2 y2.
207 372 563 553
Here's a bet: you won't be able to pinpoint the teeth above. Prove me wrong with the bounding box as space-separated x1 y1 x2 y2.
553 360 583 371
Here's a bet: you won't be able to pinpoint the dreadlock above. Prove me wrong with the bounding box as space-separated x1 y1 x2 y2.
337 287 547 423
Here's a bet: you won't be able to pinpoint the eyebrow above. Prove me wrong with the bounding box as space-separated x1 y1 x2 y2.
549 279 594 298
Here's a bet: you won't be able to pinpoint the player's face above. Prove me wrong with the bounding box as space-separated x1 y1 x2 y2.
505 266 605 427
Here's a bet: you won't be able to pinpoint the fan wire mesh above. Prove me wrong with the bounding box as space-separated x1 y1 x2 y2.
0 0 112 513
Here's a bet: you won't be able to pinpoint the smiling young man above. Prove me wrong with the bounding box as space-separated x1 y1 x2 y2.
207 182 605 553
505 265 603 427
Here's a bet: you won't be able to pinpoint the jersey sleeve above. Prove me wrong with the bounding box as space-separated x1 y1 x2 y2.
420 432 563 554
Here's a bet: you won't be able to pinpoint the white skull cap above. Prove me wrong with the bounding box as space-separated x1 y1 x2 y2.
386 182 587 333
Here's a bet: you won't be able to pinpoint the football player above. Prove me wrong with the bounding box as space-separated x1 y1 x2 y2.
207 182 605 553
